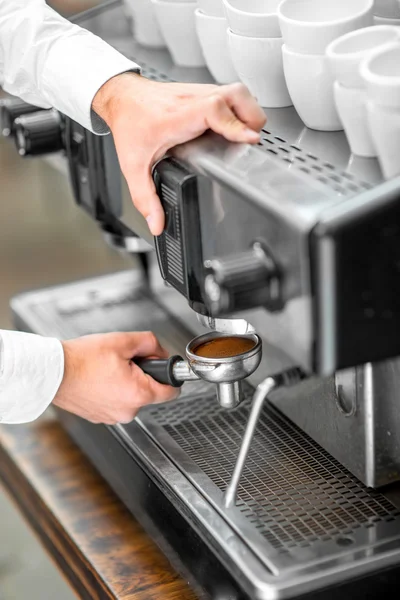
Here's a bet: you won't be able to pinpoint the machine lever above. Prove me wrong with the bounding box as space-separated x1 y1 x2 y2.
135 356 185 388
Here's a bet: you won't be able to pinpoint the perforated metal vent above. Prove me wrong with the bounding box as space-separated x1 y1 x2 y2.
258 130 371 196
146 391 400 555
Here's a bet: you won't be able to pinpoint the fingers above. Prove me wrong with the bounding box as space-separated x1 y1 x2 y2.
119 331 168 360
114 81 266 238
129 361 181 405
171 80 265 133
145 376 181 403
117 381 179 423
220 83 267 132
124 164 165 236
201 94 261 144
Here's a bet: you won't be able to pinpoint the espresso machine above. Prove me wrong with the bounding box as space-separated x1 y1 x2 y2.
4 1 400 598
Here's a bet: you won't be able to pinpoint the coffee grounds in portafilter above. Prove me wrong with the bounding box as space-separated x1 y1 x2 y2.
193 336 256 359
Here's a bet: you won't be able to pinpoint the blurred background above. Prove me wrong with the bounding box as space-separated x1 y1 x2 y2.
0 2 132 598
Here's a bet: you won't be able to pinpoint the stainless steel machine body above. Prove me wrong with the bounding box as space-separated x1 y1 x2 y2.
6 1 400 597
82 17 400 489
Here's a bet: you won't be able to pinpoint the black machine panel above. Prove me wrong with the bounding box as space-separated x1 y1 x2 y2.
153 158 207 315
312 181 400 372
65 118 122 223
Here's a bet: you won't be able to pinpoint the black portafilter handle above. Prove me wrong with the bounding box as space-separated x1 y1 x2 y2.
135 355 184 388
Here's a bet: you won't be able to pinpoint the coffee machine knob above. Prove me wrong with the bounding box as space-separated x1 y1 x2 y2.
0 98 42 138
204 242 282 315
14 110 64 157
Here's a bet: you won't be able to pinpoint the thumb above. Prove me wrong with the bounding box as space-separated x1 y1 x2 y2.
201 95 260 144
125 163 165 236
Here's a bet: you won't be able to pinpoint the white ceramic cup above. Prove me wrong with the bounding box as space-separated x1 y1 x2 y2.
373 14 400 23
227 31 292 107
282 45 342 131
361 42 400 106
366 100 400 178
152 0 206 66
374 0 400 17
198 0 224 16
334 81 377 156
223 0 281 37
123 0 166 48
195 10 237 83
326 25 400 89
278 0 374 55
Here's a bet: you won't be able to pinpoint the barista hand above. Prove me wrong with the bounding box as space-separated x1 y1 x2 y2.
92 74 266 236
53 331 179 424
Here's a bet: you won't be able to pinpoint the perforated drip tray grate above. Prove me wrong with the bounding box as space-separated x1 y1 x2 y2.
138 386 400 571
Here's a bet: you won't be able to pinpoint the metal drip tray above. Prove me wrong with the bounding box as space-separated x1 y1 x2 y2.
11 271 400 598
137 390 400 570
143 397 397 551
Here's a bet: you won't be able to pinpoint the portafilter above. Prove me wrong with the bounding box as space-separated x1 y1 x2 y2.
136 331 262 409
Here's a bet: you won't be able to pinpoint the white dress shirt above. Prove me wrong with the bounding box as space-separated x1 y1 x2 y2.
0 0 140 423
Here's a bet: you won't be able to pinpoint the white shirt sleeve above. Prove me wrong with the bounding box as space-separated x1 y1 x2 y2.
0 0 141 134
0 330 64 424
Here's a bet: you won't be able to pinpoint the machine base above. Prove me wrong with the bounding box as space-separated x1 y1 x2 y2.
11 271 400 599
56 408 400 600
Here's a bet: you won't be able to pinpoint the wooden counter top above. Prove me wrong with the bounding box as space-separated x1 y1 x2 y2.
0 415 197 600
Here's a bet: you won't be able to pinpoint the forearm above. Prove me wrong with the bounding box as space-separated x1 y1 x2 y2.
0 0 140 133
0 330 64 424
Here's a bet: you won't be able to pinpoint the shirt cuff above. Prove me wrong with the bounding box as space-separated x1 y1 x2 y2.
41 28 140 134
0 330 64 424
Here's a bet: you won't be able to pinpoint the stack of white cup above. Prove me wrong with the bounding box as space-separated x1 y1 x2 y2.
326 26 400 157
195 0 237 83
361 42 400 178
152 0 206 67
373 0 400 25
223 0 292 108
123 0 165 48
278 0 374 131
